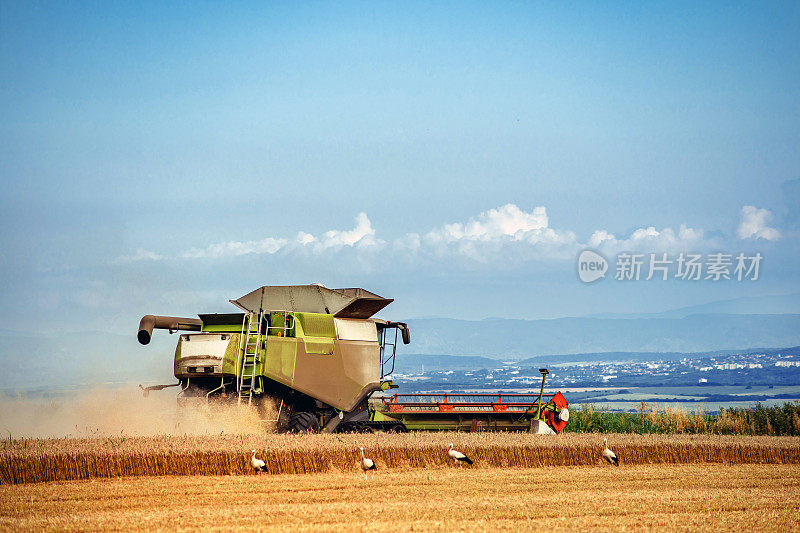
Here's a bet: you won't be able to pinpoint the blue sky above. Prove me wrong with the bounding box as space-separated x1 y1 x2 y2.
1 1 798 334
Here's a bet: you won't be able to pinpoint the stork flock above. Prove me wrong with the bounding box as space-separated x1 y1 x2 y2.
249 438 619 479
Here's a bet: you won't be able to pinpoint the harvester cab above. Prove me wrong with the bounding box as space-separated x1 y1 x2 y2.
137 284 410 433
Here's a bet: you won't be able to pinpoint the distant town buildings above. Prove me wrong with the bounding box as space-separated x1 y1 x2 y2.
392 350 800 391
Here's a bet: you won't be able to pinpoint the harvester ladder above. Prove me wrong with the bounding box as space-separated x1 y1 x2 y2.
237 310 263 405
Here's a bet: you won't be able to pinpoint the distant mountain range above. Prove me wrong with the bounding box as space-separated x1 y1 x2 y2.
585 293 800 319
515 345 800 367
404 313 800 358
392 354 504 374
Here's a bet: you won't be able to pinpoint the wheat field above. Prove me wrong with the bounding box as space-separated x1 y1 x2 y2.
2 433 799 484
2 464 799 532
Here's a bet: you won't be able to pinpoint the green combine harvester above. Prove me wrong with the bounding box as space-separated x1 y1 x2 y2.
138 284 569 434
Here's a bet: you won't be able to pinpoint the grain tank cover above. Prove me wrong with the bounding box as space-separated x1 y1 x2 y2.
330 287 395 319
230 284 393 319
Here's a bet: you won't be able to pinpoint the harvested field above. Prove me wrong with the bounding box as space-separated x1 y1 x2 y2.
2 433 799 484
2 464 799 531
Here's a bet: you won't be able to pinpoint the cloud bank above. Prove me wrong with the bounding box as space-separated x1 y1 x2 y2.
181 237 288 259
171 212 381 260
116 203 776 266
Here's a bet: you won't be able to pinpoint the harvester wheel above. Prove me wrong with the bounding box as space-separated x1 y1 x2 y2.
387 423 408 433
288 411 319 433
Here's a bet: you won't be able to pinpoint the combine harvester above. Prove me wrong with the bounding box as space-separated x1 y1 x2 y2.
137 284 569 434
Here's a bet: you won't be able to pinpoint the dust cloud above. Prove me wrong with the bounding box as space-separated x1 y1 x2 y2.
0 386 276 438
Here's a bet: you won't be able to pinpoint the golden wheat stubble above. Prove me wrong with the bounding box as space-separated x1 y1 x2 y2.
1 464 799 532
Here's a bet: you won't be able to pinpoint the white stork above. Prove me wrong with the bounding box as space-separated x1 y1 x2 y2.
250 450 266 472
448 443 473 468
359 447 376 480
602 438 619 467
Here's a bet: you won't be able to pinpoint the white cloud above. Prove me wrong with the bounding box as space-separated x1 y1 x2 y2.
176 212 380 259
412 204 579 262
587 229 616 248
113 248 164 263
394 232 421 252
181 237 287 259
737 206 780 241
426 204 550 242
316 212 380 249
297 231 315 245
422 204 577 255
589 224 706 253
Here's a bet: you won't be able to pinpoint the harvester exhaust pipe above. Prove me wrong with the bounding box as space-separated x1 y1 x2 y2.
137 315 202 345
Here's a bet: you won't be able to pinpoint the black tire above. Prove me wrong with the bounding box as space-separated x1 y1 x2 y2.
288 411 319 433
357 423 375 433
388 423 408 433
337 422 360 434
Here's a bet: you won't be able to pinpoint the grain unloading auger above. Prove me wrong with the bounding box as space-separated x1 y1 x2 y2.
137 284 569 434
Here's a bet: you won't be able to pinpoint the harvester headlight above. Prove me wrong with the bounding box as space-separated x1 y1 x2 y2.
558 408 570 422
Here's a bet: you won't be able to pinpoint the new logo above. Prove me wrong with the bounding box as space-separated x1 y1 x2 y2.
577 250 608 283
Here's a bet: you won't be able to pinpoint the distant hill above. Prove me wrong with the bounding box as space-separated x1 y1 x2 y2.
516 345 800 366
392 353 505 373
404 314 800 358
516 351 683 365
586 293 800 319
